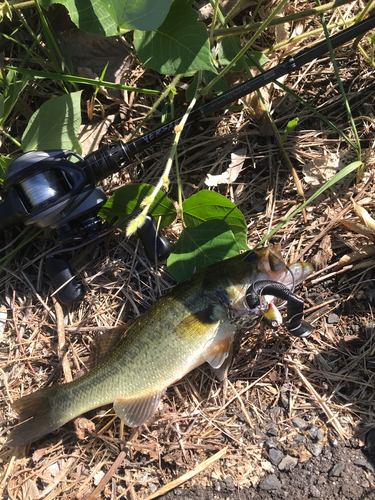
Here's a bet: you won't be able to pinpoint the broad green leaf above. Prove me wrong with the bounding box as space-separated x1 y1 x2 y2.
0 156 12 183
40 0 172 35
183 190 248 250
1 70 29 126
167 219 239 282
21 91 82 153
99 184 177 230
246 51 269 67
133 0 216 75
218 36 244 72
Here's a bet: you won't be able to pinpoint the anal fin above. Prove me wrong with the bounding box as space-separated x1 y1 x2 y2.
113 392 162 428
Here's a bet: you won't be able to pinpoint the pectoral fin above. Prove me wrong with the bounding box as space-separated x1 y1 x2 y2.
203 333 234 381
210 342 234 381
114 392 162 428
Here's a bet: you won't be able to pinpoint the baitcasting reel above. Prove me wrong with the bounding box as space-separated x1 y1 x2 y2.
0 149 172 303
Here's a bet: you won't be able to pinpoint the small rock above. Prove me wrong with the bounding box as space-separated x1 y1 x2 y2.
259 474 281 491
270 406 281 420
267 426 278 437
310 485 321 498
265 437 278 449
354 457 375 472
269 448 284 466
306 443 324 457
366 428 375 455
224 476 235 491
292 417 308 430
278 455 298 471
295 434 306 443
329 461 345 477
308 426 318 439
280 392 289 408
327 313 340 324
149 484 157 493
316 429 325 441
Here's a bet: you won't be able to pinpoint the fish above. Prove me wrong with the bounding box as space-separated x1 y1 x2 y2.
7 246 312 447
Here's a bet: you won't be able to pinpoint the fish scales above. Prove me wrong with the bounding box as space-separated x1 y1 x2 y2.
8 247 313 447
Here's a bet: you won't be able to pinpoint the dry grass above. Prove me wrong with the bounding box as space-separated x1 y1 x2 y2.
1 1 375 499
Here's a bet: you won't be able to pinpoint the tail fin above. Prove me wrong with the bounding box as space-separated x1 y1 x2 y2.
7 385 62 448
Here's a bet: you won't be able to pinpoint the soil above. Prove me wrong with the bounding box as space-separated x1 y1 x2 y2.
160 441 375 499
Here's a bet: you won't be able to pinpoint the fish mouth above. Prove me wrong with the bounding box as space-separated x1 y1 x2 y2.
234 250 313 321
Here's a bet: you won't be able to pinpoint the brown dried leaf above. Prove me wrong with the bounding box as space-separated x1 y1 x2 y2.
78 115 116 157
352 198 375 234
339 218 374 238
205 148 246 186
311 235 333 270
74 417 95 440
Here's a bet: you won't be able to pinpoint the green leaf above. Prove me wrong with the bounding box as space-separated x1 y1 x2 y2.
98 184 177 230
21 91 82 153
167 219 239 282
282 117 299 145
0 156 12 183
183 190 248 250
246 51 269 67
0 94 4 118
40 0 172 35
218 36 244 72
133 0 216 75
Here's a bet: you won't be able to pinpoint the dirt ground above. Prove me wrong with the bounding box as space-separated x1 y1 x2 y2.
1 2 375 500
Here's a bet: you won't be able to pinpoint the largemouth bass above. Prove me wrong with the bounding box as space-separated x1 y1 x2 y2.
8 246 312 447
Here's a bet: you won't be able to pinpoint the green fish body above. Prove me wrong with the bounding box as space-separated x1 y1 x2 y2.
8 247 312 447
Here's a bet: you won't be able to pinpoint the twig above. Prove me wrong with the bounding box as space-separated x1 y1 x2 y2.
293 366 348 439
85 451 126 500
53 298 72 383
12 290 36 375
143 447 228 500
294 175 373 262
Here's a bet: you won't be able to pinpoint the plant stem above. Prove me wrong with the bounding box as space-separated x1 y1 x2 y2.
128 74 181 141
202 0 289 95
0 66 161 95
126 78 201 236
316 0 361 165
213 0 353 37
210 0 220 46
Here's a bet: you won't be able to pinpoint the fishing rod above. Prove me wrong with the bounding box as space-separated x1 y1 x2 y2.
83 12 375 181
1 13 374 304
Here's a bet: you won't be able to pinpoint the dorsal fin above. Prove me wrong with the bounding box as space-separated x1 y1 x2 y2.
88 324 130 369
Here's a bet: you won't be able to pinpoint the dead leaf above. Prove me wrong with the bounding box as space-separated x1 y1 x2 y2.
311 235 333 270
78 115 116 156
74 417 96 440
22 479 39 500
56 28 133 100
205 148 246 186
339 218 374 238
352 198 375 234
